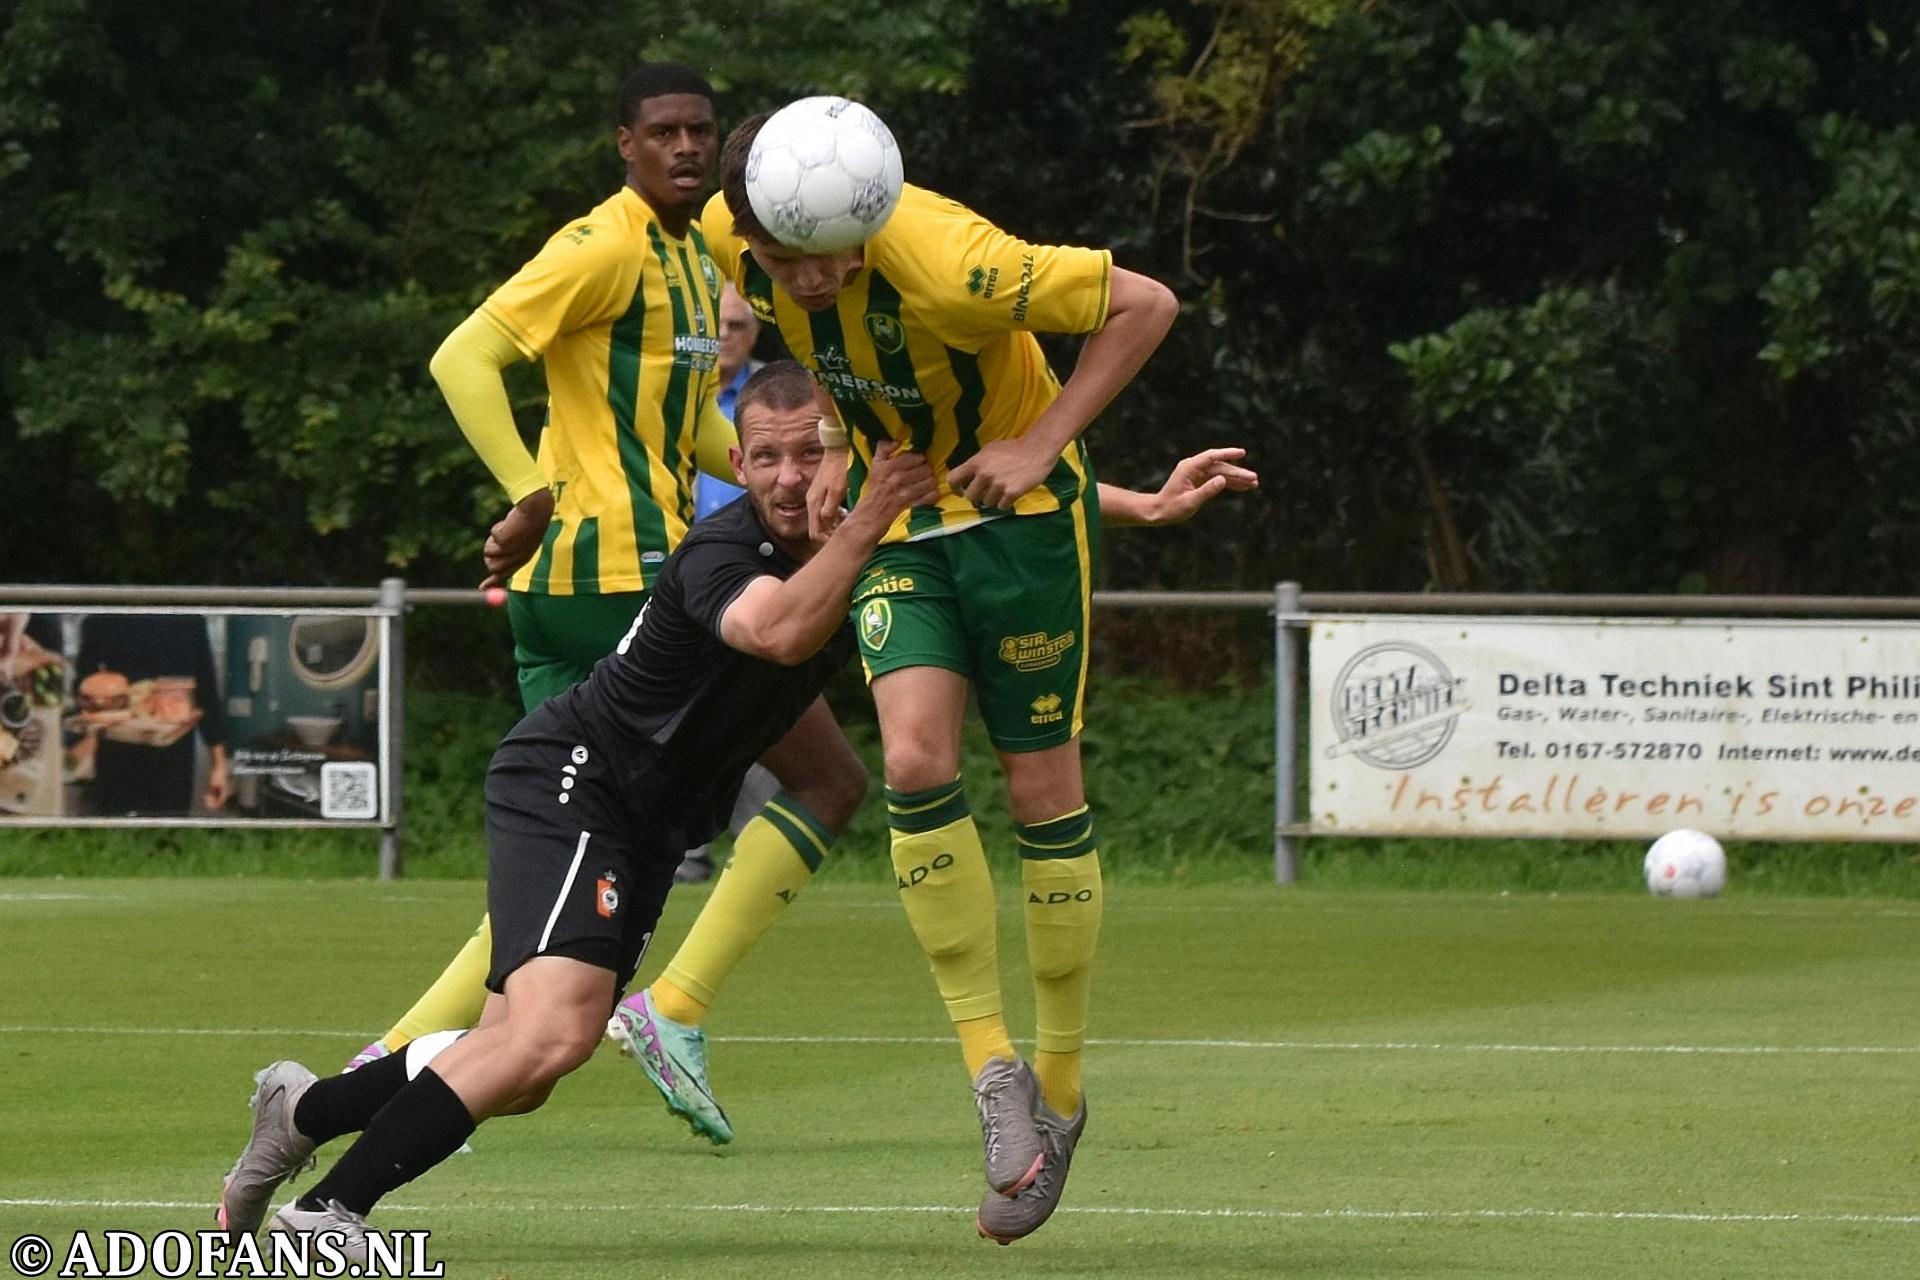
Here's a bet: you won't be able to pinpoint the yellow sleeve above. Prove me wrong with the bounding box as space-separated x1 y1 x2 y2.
695 395 739 481
478 219 643 359
700 192 747 287
428 312 546 503
885 188 1112 350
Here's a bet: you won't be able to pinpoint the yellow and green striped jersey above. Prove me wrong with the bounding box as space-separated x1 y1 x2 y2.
701 184 1112 544
482 186 724 594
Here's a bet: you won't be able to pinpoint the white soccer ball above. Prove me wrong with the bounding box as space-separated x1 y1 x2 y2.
744 96 904 253
1643 829 1727 899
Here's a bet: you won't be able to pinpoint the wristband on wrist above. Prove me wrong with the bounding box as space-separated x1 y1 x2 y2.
816 418 849 449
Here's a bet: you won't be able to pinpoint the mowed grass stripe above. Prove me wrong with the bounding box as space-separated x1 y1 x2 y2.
5 1197 1917 1228
3 1025 1915 1055
3 879 1916 1278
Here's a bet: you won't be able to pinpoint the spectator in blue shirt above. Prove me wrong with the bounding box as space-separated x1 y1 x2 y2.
692 283 763 520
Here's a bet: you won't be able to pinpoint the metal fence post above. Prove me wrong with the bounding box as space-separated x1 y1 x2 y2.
378 576 406 880
1273 580 1302 884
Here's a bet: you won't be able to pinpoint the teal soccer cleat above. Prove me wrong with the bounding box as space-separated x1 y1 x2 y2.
606 989 733 1145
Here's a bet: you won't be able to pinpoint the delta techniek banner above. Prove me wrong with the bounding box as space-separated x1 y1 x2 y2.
0 609 386 824
1308 616 1920 841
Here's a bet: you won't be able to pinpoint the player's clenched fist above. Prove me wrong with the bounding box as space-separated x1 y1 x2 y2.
855 440 937 523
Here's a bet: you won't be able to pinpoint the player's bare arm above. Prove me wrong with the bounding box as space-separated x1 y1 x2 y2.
723 441 935 664
1098 447 1260 528
946 266 1178 508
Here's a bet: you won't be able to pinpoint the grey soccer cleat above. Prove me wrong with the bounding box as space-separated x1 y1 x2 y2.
972 1056 1045 1196
267 1198 370 1266
977 1095 1088 1244
216 1061 318 1236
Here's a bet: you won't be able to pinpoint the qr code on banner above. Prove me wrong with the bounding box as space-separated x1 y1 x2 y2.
320 761 379 819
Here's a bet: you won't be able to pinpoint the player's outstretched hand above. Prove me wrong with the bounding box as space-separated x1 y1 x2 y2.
807 444 851 542
946 437 1054 511
481 487 556 589
1148 446 1258 525
854 440 937 527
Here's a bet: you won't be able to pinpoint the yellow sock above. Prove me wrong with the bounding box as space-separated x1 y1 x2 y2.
384 915 493 1050
658 795 835 1025
1033 1049 1082 1116
1019 810 1102 1116
887 780 1002 1068
957 1014 1019 1078
648 976 707 1026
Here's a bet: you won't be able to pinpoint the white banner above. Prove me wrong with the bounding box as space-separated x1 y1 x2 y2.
1308 616 1920 841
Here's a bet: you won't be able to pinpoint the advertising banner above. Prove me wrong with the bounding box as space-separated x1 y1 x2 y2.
0 609 388 825
1309 615 1920 841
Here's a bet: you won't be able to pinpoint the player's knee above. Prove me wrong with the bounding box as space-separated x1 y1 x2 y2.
547 1020 606 1077
495 1081 556 1115
812 756 870 831
881 739 955 794
510 1016 603 1084
1005 778 1084 828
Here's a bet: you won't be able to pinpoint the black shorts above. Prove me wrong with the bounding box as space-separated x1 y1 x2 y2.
482 709 679 995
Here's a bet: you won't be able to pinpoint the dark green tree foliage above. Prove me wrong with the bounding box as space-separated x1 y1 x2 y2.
0 0 975 583
3 0 1919 597
1129 0 1920 591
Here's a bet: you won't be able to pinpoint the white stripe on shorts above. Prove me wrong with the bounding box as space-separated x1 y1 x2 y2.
538 830 591 954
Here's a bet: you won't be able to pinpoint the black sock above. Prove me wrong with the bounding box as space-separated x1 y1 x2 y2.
296 1067 476 1216
292 1048 414 1145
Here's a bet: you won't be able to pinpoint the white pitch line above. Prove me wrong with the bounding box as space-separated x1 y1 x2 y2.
1 1196 1914 1228
0 1025 366 1039
2 1025 1916 1057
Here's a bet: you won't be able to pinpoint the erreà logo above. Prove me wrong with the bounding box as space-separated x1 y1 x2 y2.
967 266 986 294
747 291 776 322
860 598 893 651
864 312 906 354
1029 692 1064 725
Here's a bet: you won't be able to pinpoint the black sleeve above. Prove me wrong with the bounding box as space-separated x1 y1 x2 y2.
672 540 774 641
74 620 106 682
186 618 224 747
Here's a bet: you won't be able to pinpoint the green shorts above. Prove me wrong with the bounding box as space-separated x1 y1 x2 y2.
851 499 1100 752
507 589 649 712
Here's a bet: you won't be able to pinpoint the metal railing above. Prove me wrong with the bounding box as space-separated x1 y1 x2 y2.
10 580 1918 882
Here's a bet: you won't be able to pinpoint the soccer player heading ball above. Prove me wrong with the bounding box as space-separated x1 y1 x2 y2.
711 97 1253 1242
219 81 1254 1257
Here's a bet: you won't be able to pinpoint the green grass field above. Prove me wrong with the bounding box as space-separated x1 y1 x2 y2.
2 876 1916 1278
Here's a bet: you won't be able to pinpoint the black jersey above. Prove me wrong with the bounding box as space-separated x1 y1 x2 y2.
525 495 855 844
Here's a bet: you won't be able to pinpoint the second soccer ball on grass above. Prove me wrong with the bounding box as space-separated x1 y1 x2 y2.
1643 828 1727 899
